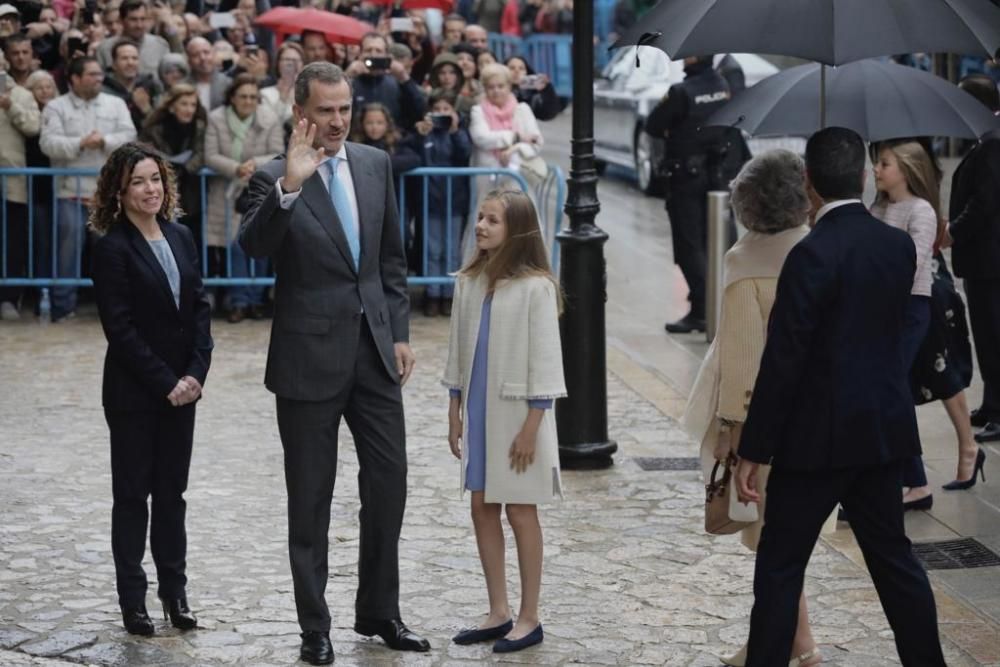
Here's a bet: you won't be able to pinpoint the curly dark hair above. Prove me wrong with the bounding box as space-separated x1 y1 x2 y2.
88 143 181 235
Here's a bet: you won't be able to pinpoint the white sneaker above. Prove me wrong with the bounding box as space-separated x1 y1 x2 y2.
0 301 20 321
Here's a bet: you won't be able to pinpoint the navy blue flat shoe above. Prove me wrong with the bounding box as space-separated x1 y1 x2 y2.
493 624 543 653
452 619 513 645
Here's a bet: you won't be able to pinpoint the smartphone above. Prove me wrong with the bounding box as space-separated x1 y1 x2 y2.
521 74 541 88
67 37 87 56
208 11 237 29
364 56 391 71
389 17 414 34
430 112 452 131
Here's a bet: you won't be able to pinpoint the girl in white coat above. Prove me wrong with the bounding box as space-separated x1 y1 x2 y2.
443 189 566 653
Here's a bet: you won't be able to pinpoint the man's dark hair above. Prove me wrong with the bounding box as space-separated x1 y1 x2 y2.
804 126 866 200
3 32 32 53
959 73 1000 112
119 0 147 20
294 61 348 107
68 55 99 79
444 13 466 24
428 87 457 109
111 38 140 61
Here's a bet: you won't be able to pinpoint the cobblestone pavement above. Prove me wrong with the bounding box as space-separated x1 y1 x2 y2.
0 314 995 665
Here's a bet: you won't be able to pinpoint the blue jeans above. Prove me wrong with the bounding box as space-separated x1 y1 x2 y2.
225 239 269 308
52 199 89 318
425 214 461 299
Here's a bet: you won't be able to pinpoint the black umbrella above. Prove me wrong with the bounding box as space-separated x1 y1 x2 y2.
706 59 1000 141
614 0 1000 66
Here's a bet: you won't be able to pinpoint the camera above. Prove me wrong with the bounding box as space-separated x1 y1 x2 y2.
430 112 452 131
363 56 391 71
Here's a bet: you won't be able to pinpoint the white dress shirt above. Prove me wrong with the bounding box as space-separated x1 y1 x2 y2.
276 146 360 245
814 198 863 225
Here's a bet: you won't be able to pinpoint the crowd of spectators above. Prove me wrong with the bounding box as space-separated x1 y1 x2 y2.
0 0 569 321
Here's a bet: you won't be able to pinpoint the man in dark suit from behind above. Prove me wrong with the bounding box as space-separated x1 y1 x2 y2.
734 127 946 666
239 62 428 665
945 74 1000 443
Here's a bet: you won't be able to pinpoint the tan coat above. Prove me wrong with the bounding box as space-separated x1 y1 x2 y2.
443 273 566 505
204 104 283 246
0 82 40 204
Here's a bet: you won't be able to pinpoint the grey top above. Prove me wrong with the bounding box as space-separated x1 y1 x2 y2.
147 238 180 308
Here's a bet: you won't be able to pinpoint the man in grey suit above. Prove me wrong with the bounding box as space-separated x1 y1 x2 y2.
239 62 428 665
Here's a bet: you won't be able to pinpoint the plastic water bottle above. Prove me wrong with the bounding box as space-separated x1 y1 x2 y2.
39 288 51 323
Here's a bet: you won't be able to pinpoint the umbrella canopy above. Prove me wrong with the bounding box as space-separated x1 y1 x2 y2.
706 59 1000 141
613 0 1000 66
255 7 372 44
366 0 454 9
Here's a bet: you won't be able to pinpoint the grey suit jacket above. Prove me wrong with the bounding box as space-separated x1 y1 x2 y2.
239 142 410 401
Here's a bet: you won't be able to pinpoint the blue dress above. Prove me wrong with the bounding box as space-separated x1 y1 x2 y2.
450 294 551 492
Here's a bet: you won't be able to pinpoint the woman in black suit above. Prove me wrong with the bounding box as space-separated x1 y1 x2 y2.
89 143 213 636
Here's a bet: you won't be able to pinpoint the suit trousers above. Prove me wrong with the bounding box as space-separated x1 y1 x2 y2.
276 318 407 633
106 404 196 609
746 462 945 667
964 279 1000 420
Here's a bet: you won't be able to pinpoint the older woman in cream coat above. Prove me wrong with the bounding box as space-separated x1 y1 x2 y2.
443 272 565 504
683 150 826 667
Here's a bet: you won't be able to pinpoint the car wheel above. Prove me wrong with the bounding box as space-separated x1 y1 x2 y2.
634 129 664 196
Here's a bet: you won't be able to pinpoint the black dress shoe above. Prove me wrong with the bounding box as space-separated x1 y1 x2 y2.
974 422 1000 443
300 631 334 665
122 606 155 636
664 314 706 334
903 494 933 511
493 624 544 653
452 619 513 645
971 408 992 429
160 597 197 630
354 617 430 652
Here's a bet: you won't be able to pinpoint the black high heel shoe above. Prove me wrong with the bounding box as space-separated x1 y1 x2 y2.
160 597 197 630
122 606 155 636
943 449 986 490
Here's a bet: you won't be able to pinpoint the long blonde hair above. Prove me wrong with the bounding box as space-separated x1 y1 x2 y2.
872 139 946 247
460 190 561 309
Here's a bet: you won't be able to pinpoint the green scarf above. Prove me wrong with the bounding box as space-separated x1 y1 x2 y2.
226 106 254 161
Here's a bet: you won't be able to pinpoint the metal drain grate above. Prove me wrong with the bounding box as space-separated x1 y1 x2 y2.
634 457 702 471
912 538 1000 570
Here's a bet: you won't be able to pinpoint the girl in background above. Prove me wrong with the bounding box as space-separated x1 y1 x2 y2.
443 190 565 653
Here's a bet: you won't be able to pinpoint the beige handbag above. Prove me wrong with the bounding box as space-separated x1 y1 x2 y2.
705 454 757 535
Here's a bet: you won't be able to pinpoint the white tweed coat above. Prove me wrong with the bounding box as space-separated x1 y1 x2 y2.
443 272 566 505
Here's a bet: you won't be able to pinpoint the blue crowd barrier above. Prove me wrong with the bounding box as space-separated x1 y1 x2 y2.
488 33 574 98
0 164 566 289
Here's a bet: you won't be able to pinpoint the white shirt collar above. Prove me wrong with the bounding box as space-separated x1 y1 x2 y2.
815 198 863 224
320 145 348 168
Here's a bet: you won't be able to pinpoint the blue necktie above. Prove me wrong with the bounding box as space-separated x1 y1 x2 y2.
326 158 360 269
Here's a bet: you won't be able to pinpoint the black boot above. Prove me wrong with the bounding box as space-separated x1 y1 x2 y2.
122 606 155 636
160 597 197 630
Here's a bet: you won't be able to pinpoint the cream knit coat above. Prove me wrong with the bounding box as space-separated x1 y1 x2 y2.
443 273 566 505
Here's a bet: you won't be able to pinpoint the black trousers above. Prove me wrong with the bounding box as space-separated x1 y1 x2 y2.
746 462 945 667
964 279 1000 420
106 404 196 609
276 321 407 633
0 202 29 305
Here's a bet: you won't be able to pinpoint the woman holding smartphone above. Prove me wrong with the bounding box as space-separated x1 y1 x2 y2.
260 41 304 129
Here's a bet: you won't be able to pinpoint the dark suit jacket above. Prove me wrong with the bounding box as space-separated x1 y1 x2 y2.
949 129 1000 280
738 203 920 471
239 142 409 402
93 220 213 412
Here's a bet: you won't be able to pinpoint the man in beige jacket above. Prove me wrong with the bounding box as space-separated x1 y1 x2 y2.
0 67 41 319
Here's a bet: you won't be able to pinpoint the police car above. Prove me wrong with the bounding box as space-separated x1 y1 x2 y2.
593 48 800 195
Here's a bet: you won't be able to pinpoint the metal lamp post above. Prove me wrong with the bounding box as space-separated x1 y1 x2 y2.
555 0 617 469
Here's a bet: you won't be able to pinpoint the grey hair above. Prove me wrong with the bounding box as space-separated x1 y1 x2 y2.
729 149 810 234
294 61 349 107
24 69 56 90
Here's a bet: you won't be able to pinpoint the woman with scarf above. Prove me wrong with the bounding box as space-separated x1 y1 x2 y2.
142 84 207 251
469 63 544 197
204 73 283 322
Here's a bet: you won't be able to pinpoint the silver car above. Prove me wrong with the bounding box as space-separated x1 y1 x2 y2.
593 48 782 194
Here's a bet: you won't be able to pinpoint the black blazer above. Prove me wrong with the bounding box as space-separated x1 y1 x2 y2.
738 203 920 471
92 220 213 412
949 129 1000 281
239 142 410 402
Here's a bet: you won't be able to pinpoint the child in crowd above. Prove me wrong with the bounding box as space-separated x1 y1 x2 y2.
443 189 565 654
413 89 472 316
350 102 421 186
